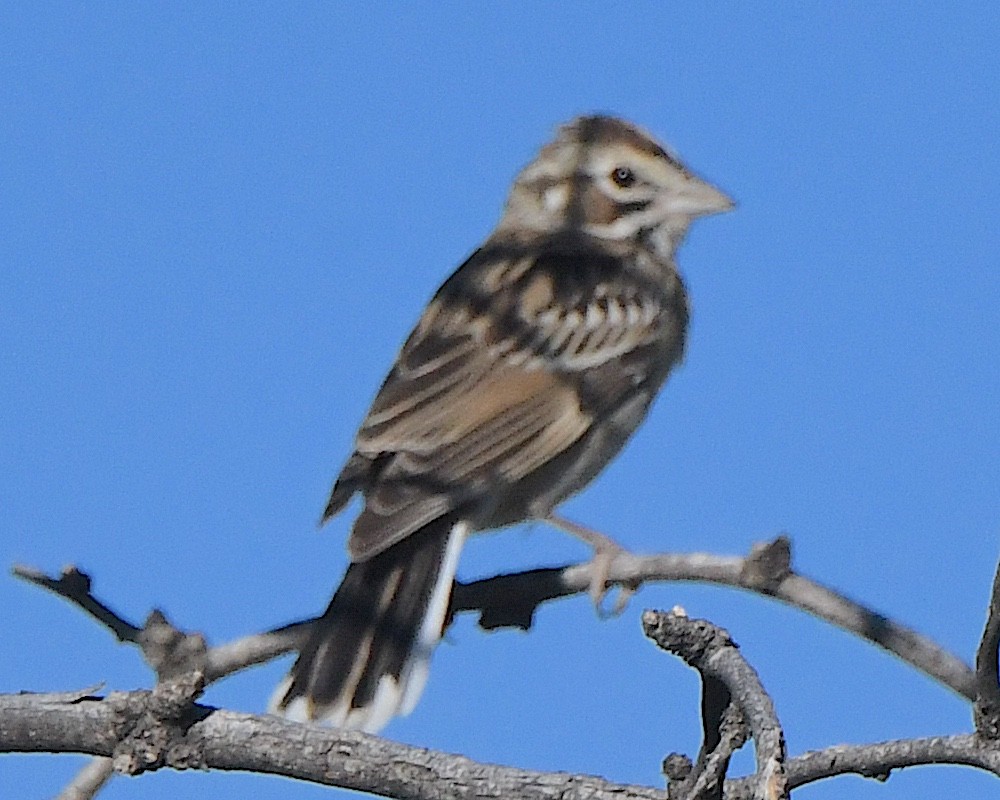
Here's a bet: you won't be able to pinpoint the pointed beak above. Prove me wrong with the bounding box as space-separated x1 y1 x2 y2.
669 174 735 217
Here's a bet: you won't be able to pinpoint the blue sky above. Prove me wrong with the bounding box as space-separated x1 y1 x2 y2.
2 4 999 799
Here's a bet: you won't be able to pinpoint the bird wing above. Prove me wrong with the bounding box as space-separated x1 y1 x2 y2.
334 242 675 561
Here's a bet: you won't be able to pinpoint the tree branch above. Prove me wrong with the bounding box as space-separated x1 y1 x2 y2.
726 735 1000 797
12 565 141 643
11 545 996 798
0 686 666 800
11 564 310 684
13 537 977 706
975 558 1000 739
4 684 997 798
453 537 977 700
643 609 787 800
54 757 114 800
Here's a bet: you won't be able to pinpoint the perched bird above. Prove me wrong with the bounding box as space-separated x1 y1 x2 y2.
271 115 732 732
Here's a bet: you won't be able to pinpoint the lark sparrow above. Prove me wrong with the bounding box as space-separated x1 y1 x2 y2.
271 115 732 732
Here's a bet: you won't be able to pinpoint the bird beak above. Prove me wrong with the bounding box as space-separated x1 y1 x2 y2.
669 174 734 217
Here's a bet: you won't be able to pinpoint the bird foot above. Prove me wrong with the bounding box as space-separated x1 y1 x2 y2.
545 513 635 616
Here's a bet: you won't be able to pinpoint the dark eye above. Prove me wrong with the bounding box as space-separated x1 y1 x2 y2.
611 166 635 188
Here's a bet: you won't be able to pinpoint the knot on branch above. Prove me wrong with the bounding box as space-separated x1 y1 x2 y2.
58 566 93 595
974 699 1000 742
139 610 209 679
109 671 209 775
741 536 792 593
662 753 695 800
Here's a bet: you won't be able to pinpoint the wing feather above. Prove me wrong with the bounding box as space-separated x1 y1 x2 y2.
334 241 672 561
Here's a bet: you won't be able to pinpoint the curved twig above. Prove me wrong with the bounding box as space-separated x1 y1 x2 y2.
643 609 787 800
452 538 977 700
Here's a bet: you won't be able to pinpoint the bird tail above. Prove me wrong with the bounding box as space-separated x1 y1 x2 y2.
270 519 467 733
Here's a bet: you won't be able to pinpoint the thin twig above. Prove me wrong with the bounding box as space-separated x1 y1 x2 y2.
12 565 140 643
54 758 114 800
726 735 1000 797
974 558 1000 739
10 565 309 685
203 621 311 682
687 702 747 800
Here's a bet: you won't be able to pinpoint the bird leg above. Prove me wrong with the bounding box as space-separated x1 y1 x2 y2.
545 513 635 615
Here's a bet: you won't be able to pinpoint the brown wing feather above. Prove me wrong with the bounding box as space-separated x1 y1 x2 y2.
349 360 591 560
331 241 670 562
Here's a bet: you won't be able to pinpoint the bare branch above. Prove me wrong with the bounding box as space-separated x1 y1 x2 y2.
726 735 1000 797
662 676 747 800
14 537 976 707
0 688 666 800
9 691 1000 800
643 609 787 800
5 590 1000 800
10 564 309 685
975 558 1000 739
683 701 747 800
453 537 977 700
54 758 114 800
12 537 977 721
202 621 311 682
6 687 996 799
12 565 141 643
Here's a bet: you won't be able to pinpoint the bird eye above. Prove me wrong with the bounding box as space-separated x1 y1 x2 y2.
611 166 635 188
